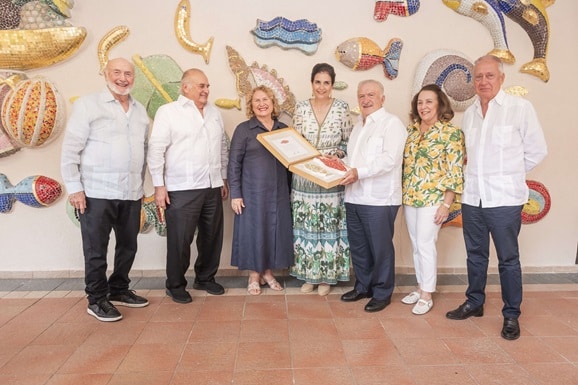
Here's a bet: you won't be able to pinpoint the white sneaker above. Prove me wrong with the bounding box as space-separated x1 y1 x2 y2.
412 299 433 315
401 291 420 304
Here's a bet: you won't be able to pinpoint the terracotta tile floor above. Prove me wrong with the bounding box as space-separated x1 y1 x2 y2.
0 274 577 385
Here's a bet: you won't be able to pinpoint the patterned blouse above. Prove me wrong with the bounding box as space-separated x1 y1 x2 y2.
292 98 352 156
402 120 465 207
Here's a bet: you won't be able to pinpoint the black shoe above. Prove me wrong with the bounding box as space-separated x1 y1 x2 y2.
193 280 225 295
364 298 391 313
446 302 484 320
501 318 520 340
166 289 192 304
109 290 149 308
87 298 122 322
341 289 370 302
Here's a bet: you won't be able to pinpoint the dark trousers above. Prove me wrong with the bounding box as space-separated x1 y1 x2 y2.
79 198 141 304
462 204 523 319
345 203 399 301
165 188 223 291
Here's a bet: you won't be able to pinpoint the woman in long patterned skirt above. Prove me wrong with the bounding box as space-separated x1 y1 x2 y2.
290 63 353 296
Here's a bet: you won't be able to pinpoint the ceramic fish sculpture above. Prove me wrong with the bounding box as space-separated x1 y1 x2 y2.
251 17 322 55
374 0 421 22
335 37 403 80
497 0 554 82
442 0 515 64
0 173 62 213
216 46 296 116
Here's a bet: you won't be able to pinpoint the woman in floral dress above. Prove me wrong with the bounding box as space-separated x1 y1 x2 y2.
290 63 353 296
401 84 464 314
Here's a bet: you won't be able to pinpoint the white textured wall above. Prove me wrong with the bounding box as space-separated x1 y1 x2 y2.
1 0 576 276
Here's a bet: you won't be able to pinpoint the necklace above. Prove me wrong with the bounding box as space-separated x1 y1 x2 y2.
312 98 332 114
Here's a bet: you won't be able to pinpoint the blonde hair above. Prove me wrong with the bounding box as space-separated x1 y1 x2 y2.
245 86 280 119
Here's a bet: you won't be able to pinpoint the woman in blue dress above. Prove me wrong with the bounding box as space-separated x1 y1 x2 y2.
228 86 293 295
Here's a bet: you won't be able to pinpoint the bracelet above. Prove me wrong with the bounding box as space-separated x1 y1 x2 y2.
442 202 451 209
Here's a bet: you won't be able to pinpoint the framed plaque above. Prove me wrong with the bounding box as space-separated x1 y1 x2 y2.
257 127 348 189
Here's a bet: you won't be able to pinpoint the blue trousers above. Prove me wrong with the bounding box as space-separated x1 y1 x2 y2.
80 198 141 304
462 204 523 319
345 203 399 301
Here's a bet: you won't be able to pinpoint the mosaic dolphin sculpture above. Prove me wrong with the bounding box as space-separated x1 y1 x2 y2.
497 0 554 82
442 0 515 64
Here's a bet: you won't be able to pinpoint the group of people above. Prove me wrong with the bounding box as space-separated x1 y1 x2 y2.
61 55 547 341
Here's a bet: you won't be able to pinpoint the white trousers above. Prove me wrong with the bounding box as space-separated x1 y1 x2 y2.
404 205 442 293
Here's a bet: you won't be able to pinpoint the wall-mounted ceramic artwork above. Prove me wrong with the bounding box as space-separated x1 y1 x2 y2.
174 0 213 64
132 55 183 120
1 76 65 147
412 49 476 111
443 0 554 82
0 71 23 157
0 0 86 70
374 0 420 22
335 37 403 80
441 180 551 227
216 46 296 117
0 173 62 213
97 25 130 73
251 17 322 55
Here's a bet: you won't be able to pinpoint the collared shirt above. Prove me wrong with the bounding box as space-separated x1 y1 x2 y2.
60 88 149 200
147 95 228 191
344 107 407 206
461 90 547 207
402 120 464 207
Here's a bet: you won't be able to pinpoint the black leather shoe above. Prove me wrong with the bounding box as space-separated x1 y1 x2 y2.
364 298 390 313
166 289 192 304
446 302 484 320
501 318 520 340
193 280 225 295
341 289 370 302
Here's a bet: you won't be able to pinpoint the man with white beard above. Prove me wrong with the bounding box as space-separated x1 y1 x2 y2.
61 58 150 322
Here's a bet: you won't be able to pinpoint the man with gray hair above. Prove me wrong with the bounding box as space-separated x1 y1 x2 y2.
446 55 547 340
61 57 150 322
148 69 229 304
340 80 407 312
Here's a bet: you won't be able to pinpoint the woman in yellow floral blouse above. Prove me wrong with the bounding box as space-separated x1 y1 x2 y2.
401 84 464 315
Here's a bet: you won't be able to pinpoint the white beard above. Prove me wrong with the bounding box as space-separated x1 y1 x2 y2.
107 80 133 96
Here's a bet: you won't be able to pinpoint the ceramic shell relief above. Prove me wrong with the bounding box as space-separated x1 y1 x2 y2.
251 17 322 55
412 50 476 112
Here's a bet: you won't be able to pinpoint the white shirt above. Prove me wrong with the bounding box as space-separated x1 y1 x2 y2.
461 90 547 207
344 108 407 206
147 95 228 191
60 89 149 200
